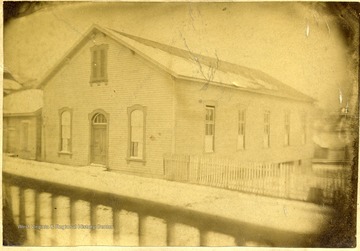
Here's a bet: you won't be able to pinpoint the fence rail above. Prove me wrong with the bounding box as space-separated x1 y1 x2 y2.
163 154 350 205
3 171 324 247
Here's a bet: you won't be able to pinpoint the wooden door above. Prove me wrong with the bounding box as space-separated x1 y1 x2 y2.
7 128 16 153
91 125 107 165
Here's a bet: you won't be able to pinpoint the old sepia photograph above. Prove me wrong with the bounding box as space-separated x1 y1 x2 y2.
2 1 359 248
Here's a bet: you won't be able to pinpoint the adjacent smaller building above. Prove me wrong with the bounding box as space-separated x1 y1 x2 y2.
3 89 43 160
313 110 353 163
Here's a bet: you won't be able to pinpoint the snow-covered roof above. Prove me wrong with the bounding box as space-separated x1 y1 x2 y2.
313 132 348 149
38 25 314 102
4 70 23 94
3 89 43 115
4 79 22 93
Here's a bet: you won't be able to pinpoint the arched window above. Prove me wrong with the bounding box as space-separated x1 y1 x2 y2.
127 105 146 161
60 109 72 152
92 113 107 124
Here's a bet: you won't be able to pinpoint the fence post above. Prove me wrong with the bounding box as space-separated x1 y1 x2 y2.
69 198 77 245
112 208 121 245
138 214 146 246
34 191 41 245
90 203 97 245
51 194 58 246
166 220 176 246
199 229 209 246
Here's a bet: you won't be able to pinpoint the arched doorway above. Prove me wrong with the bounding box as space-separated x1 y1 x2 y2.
90 112 108 165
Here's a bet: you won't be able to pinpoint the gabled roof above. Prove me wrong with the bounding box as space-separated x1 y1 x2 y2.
3 89 43 116
38 24 314 102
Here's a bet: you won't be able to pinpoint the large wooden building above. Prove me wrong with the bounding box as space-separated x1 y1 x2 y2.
38 25 314 177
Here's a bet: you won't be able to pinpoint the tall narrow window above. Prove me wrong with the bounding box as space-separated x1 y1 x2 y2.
301 113 307 144
90 44 108 83
21 122 29 151
205 106 215 152
128 105 146 161
130 110 143 158
263 110 270 148
284 112 290 146
60 110 71 152
237 109 246 150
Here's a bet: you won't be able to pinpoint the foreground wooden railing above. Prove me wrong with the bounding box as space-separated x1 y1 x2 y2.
163 154 350 205
3 170 325 247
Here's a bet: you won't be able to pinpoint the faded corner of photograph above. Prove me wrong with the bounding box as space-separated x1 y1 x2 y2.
2 1 359 248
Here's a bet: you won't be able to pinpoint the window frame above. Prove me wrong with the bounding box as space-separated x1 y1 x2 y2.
90 44 109 84
204 105 216 153
263 110 271 148
284 111 291 146
127 105 147 163
58 107 73 155
237 109 246 150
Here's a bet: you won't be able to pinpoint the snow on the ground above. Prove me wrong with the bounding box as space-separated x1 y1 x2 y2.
3 156 334 236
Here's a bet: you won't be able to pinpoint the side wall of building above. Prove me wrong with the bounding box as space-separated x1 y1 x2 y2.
42 32 174 177
3 116 38 160
174 79 314 167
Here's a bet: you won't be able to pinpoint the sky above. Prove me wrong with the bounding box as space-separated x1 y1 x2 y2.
3 2 358 112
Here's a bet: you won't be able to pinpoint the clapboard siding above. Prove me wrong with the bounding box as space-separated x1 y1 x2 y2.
3 116 38 160
174 79 314 164
43 32 174 176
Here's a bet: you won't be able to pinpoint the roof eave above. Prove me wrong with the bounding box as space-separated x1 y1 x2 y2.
175 75 314 103
38 24 181 89
3 108 42 117
37 24 106 89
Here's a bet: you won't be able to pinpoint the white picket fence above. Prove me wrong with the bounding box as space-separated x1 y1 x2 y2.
163 154 350 205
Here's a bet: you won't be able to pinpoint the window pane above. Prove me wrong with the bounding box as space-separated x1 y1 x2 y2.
131 142 138 157
204 106 215 152
237 135 244 150
92 50 98 78
100 49 106 78
137 142 143 158
264 111 270 148
205 135 214 152
130 109 144 158
205 124 214 136
61 110 71 151
61 111 71 126
62 125 70 139
284 113 290 145
131 110 143 126
62 139 69 152
206 107 214 122
131 126 143 141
